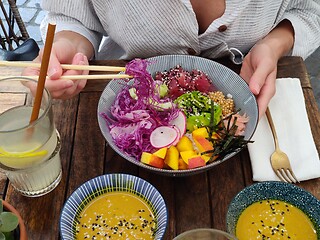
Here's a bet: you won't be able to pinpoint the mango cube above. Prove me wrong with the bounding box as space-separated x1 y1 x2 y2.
193 136 214 153
178 158 188 170
176 136 194 152
180 150 197 164
188 156 206 169
192 127 209 138
164 146 179 170
153 147 168 159
141 152 164 169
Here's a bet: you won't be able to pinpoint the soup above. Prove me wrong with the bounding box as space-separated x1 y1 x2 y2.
75 191 157 239
236 199 317 239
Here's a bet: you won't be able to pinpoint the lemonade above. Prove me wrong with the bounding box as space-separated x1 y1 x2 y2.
0 104 62 197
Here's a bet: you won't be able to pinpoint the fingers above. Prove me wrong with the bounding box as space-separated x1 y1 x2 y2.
22 56 41 76
239 53 253 85
253 71 277 119
240 54 277 119
48 53 89 99
47 48 63 79
44 79 74 93
248 58 275 95
63 52 89 76
46 40 81 79
22 50 89 99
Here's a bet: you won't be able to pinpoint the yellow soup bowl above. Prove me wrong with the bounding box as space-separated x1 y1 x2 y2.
226 181 320 239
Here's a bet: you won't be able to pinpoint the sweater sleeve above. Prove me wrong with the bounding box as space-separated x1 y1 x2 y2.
281 0 320 59
40 0 105 56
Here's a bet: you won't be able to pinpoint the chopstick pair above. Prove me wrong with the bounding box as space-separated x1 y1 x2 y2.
0 60 131 80
1 74 131 80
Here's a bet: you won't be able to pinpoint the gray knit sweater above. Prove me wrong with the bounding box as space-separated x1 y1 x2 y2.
40 0 320 60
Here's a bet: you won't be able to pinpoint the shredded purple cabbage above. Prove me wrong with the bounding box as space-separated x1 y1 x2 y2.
104 58 180 159
109 119 156 160
126 58 155 104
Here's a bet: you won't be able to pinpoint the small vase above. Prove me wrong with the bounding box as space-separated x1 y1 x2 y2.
2 200 28 240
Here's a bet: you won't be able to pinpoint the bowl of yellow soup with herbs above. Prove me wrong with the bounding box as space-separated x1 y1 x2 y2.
59 173 167 240
226 181 320 239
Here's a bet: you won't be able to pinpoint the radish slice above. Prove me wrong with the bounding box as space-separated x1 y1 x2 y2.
170 111 187 137
171 126 181 146
150 126 179 148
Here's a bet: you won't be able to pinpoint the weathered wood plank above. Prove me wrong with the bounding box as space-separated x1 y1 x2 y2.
66 92 106 195
174 173 211 233
208 155 246 231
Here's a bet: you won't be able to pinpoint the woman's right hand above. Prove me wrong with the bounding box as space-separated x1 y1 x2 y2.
22 31 93 99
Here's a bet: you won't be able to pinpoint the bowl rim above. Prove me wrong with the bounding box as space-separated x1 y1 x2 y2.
59 173 168 239
226 181 320 236
98 55 258 176
173 228 237 239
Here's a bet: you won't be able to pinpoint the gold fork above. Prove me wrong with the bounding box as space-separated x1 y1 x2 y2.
265 108 299 183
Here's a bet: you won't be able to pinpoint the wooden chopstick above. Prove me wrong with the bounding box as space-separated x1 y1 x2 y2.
0 60 126 72
1 74 132 80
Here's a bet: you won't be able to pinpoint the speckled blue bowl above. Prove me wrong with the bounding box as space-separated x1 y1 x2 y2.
60 173 168 240
226 181 320 238
98 55 258 176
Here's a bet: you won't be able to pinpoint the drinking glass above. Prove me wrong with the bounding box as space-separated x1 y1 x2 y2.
173 228 237 240
0 77 62 197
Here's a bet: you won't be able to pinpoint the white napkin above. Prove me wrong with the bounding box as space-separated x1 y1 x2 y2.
248 78 320 182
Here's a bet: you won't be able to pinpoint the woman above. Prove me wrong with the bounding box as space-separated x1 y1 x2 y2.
23 0 320 118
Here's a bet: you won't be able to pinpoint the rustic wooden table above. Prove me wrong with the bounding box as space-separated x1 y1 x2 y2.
0 56 319 239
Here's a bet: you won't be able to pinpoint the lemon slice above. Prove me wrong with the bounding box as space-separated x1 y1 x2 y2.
0 147 48 158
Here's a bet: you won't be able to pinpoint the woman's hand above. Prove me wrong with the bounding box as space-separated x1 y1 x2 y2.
240 42 278 119
22 31 94 99
240 20 294 119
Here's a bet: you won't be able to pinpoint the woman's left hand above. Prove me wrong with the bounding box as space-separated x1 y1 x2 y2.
240 42 278 119
240 20 294 119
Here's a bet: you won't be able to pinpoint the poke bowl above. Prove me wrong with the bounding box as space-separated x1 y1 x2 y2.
60 173 168 239
98 55 258 176
226 181 320 239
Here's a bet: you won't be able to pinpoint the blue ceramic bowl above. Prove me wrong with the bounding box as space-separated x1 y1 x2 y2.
59 173 168 239
226 181 320 238
98 55 258 176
